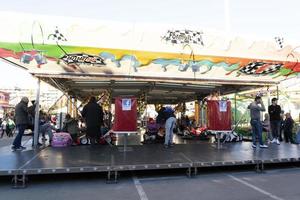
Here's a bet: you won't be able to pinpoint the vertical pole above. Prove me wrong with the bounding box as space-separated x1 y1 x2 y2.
195 100 200 126
234 93 237 126
33 79 40 147
67 97 72 116
276 85 279 100
74 98 78 118
59 95 63 130
267 86 271 107
124 133 127 152
200 101 204 127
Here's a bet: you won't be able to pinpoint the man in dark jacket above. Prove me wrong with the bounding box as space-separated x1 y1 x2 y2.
12 97 29 151
81 96 104 144
268 98 281 145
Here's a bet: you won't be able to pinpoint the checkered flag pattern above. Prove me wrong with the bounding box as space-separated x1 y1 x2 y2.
239 62 264 75
162 30 204 45
260 64 282 75
48 27 67 42
239 62 282 75
274 37 284 49
61 53 105 65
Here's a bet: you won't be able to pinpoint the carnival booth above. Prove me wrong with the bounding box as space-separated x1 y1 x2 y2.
0 11 299 147
2 12 300 187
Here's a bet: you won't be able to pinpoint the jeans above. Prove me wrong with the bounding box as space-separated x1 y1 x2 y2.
270 120 281 139
40 122 54 141
250 119 263 145
164 117 176 145
13 124 27 148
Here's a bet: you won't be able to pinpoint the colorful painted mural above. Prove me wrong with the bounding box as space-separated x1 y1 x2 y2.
0 12 299 84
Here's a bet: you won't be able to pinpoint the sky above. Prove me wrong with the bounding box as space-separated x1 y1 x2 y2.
0 0 300 88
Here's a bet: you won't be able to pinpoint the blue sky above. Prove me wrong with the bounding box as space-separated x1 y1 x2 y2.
0 0 299 88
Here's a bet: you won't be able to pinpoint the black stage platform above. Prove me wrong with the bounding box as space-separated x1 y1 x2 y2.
1 142 300 182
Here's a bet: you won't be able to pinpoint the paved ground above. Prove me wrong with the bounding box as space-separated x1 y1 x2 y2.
0 166 300 200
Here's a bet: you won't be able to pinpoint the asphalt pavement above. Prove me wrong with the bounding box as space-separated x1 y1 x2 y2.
0 166 300 200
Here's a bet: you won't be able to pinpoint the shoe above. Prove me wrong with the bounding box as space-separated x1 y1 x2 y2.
271 139 276 143
11 146 24 151
252 144 257 148
169 143 175 147
164 144 169 149
259 144 268 148
276 139 280 145
20 146 26 150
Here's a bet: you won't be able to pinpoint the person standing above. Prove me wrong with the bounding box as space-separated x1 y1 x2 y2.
262 113 272 143
81 96 104 145
268 98 281 145
248 96 268 148
283 113 294 143
12 97 29 151
6 116 15 137
163 106 176 148
0 117 6 138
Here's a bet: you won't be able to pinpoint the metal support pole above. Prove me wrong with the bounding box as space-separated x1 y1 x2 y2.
217 132 221 149
276 85 279 100
234 93 237 126
267 86 271 107
74 98 78 118
195 100 200 127
123 133 128 152
200 101 204 127
33 79 41 147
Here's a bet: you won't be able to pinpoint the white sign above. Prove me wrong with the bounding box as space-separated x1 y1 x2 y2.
122 99 132 111
219 101 227 112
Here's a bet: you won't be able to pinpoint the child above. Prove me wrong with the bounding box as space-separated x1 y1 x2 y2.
62 114 79 144
283 113 294 143
144 118 159 142
262 113 272 143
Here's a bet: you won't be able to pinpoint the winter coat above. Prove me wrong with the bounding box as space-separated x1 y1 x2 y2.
81 102 103 128
62 118 79 136
15 101 29 125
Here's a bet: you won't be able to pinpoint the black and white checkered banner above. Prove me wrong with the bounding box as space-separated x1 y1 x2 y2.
274 37 284 49
162 29 204 45
48 27 67 42
239 61 282 75
60 53 105 66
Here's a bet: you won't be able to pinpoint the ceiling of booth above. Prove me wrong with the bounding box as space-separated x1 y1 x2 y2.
37 76 263 104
